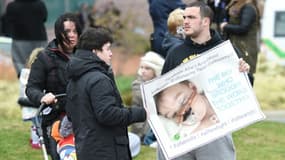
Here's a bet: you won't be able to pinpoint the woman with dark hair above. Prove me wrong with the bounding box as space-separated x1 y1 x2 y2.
26 12 82 160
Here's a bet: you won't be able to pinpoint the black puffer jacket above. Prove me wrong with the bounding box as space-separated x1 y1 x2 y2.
6 0 47 40
26 39 70 109
66 49 146 160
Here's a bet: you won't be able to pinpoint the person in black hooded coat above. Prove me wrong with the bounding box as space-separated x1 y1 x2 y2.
6 0 48 77
26 13 82 160
65 27 146 160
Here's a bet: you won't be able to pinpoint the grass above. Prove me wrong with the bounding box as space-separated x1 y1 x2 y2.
253 53 285 110
254 73 285 110
0 80 41 159
234 121 285 160
0 78 157 160
116 76 136 95
116 76 136 106
0 55 285 159
0 112 284 159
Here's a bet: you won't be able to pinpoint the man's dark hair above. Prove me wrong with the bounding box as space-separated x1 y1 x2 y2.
54 13 82 52
186 1 214 24
77 26 113 51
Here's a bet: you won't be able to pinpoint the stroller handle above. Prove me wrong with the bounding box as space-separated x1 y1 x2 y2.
53 93 66 98
18 93 67 109
36 93 67 116
34 93 66 160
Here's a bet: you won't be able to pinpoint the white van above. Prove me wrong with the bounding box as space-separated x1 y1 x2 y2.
261 0 285 65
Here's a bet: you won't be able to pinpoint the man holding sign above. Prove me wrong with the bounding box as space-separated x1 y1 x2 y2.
158 1 250 160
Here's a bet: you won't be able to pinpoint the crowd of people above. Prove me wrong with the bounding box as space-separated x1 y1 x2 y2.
0 0 259 159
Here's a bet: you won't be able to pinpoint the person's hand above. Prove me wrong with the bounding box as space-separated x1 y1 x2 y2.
239 58 250 73
40 92 57 105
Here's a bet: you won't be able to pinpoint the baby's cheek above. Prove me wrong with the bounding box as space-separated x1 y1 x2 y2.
192 100 207 120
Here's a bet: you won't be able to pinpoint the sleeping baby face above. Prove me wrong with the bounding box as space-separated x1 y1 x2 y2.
157 81 209 126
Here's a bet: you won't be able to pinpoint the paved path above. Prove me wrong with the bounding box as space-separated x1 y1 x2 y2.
264 110 285 123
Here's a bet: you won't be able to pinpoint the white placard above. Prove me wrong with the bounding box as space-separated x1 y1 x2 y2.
141 40 265 160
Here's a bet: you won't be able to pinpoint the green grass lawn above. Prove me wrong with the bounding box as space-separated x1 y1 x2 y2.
234 121 285 160
0 56 285 160
0 113 284 160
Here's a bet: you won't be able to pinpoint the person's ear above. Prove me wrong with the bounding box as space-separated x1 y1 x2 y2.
202 17 210 26
92 49 99 56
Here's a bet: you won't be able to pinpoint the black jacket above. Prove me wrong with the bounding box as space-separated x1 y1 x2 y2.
6 0 47 40
26 39 70 108
161 32 184 57
162 30 224 74
66 49 146 160
161 30 252 85
148 0 185 57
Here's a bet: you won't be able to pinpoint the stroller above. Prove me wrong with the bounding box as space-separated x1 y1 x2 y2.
18 94 140 160
18 94 69 160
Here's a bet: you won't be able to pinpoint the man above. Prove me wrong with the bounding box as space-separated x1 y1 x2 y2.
6 0 48 78
65 27 146 160
158 1 250 160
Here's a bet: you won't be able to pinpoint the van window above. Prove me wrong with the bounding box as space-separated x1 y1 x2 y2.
274 11 285 37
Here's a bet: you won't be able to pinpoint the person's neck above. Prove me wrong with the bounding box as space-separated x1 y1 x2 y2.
191 30 211 44
59 45 72 54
